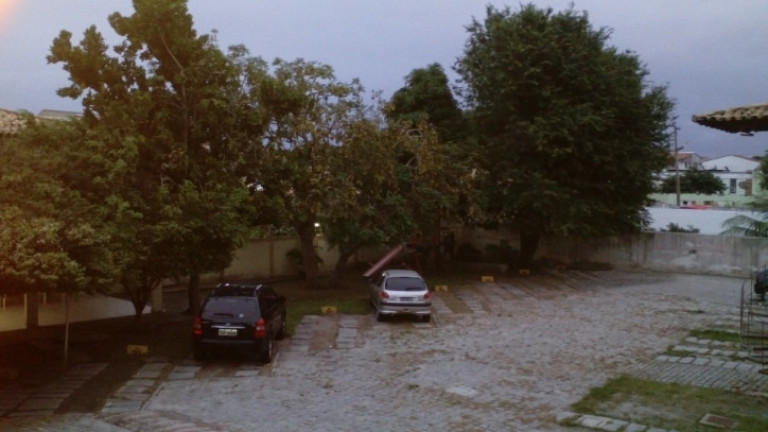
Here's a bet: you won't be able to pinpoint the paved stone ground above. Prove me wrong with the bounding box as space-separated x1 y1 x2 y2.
0 270 761 431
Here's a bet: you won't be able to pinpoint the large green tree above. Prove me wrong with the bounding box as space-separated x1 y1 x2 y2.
322 109 465 275
0 116 117 328
249 59 367 284
384 64 479 268
456 4 673 267
321 113 414 275
47 0 259 317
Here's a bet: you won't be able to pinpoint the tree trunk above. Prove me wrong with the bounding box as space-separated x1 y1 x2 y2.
187 272 201 316
335 249 354 276
25 291 39 329
519 232 540 270
125 282 151 323
296 223 319 284
131 294 147 322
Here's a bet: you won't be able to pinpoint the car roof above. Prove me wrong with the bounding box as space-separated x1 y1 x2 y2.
383 269 423 279
210 282 266 297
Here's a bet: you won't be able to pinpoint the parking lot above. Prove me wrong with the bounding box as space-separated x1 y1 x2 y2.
0 270 755 431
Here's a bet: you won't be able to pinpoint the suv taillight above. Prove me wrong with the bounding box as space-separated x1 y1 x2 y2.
424 291 432 300
255 318 267 338
380 290 390 299
193 315 202 336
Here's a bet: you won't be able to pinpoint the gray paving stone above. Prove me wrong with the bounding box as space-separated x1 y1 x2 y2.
11 272 760 431
17 397 64 411
624 423 648 432
101 399 144 413
133 363 168 379
603 418 629 432
8 409 55 417
167 371 196 380
234 370 261 377
123 378 156 387
107 392 148 402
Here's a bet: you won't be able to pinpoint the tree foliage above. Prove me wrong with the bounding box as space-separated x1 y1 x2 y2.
46 0 258 317
321 110 466 274
455 4 673 266
757 153 768 191
389 63 466 144
0 117 118 326
383 64 481 266
659 169 726 194
247 59 367 284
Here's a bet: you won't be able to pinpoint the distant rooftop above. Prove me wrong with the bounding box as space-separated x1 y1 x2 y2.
37 109 82 121
0 108 82 136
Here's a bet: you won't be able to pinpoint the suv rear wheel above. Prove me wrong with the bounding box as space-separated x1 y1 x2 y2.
275 314 286 340
259 337 274 364
193 345 206 362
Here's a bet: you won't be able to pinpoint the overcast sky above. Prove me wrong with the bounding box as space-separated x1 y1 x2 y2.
1 0 767 158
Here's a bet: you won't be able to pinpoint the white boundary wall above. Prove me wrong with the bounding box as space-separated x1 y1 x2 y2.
456 227 768 278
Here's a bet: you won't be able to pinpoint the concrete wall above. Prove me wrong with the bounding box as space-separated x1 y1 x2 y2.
206 228 768 284
201 235 342 283
541 232 768 277
646 207 759 234
457 227 768 278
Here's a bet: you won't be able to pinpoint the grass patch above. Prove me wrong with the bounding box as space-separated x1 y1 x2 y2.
664 349 694 358
424 272 483 291
690 329 741 344
571 375 768 431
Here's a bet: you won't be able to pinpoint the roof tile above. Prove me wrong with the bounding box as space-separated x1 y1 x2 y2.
692 103 768 133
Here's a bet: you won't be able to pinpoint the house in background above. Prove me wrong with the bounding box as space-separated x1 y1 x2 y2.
657 150 704 183
651 152 763 209
670 151 704 172
701 154 761 196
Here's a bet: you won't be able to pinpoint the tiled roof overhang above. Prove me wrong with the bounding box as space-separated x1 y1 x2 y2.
692 103 768 134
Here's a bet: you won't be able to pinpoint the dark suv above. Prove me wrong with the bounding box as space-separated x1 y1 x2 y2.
192 283 287 363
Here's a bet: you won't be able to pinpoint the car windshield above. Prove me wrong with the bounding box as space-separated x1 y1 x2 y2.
202 297 259 321
385 277 426 292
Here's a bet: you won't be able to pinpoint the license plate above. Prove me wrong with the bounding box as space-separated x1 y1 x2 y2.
399 297 415 302
218 328 238 337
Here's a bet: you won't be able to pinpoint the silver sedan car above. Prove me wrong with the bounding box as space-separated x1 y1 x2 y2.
369 269 432 322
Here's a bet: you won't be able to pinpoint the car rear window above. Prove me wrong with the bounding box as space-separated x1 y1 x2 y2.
202 297 260 321
385 277 426 292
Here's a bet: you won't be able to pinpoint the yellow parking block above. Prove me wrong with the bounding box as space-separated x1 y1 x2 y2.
126 344 148 355
434 285 449 292
321 306 337 315
481 276 494 282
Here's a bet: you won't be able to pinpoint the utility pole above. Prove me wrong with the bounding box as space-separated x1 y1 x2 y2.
673 124 681 207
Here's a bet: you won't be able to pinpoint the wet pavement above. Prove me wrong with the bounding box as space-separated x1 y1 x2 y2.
0 270 762 431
